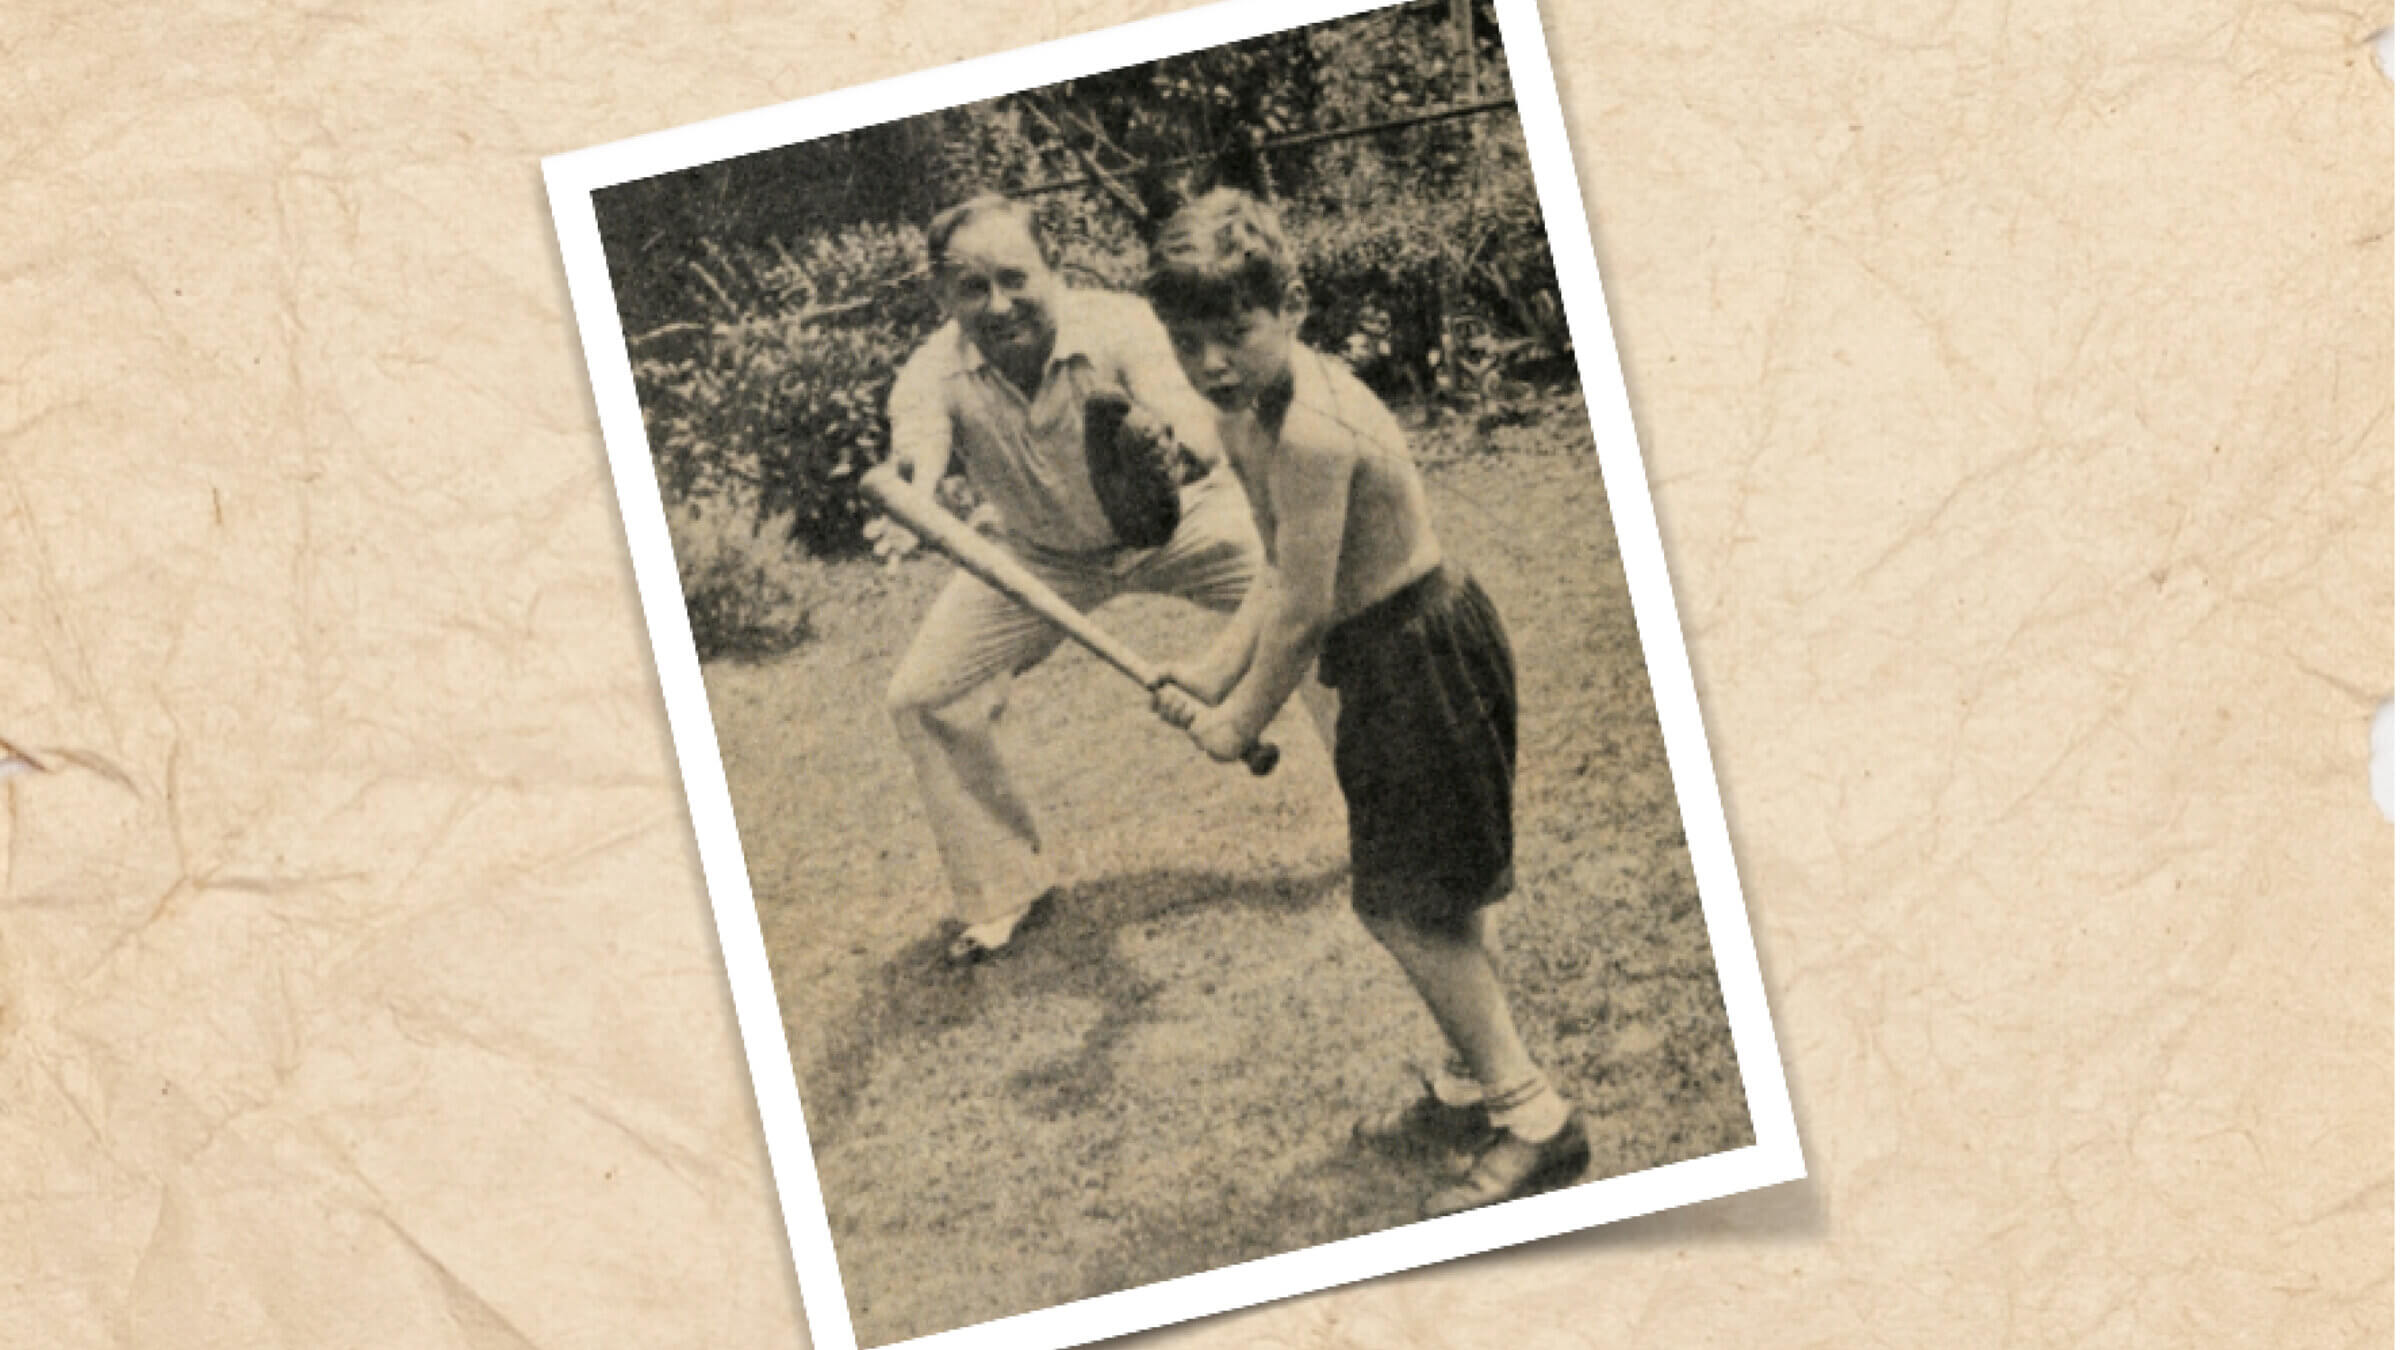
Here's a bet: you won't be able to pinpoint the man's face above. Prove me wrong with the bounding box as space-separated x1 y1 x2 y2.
934 213 1060 370
1163 301 1300 414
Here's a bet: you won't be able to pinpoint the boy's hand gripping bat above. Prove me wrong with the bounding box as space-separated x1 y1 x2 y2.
861 464 1278 776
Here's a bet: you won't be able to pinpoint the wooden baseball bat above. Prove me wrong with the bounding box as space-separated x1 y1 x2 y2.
861 465 1278 776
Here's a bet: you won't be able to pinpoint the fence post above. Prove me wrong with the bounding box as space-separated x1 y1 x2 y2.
1435 0 1483 405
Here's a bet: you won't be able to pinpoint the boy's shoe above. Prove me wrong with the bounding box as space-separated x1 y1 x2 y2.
1351 1074 1497 1159
942 889 1057 968
1420 1111 1592 1218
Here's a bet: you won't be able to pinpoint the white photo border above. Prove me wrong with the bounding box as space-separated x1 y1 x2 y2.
544 2 1805 1346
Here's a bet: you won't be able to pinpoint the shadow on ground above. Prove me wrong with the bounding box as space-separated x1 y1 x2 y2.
805 865 1350 1150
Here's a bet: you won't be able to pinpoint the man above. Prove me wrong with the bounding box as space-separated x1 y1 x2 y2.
880 193 1329 966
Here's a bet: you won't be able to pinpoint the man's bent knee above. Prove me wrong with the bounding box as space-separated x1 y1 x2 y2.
886 668 935 723
887 663 1003 734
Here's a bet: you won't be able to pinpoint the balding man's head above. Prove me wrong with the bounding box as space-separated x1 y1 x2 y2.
927 194 1062 379
927 195 1057 272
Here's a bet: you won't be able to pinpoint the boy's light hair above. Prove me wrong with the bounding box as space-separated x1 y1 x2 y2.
1141 188 1299 323
926 193 1057 272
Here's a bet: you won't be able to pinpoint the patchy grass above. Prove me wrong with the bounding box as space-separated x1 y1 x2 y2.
699 392 1750 1346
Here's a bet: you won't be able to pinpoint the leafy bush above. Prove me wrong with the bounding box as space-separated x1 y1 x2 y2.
1292 139 1567 410
670 495 815 662
630 222 939 560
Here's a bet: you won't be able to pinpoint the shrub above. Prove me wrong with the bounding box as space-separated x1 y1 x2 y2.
1292 147 1567 409
630 221 940 560
670 495 815 663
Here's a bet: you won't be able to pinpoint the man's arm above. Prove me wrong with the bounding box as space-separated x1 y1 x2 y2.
885 339 955 493
1194 436 1353 756
1115 298 1226 466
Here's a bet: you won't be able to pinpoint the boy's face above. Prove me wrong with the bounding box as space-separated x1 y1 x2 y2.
1163 293 1302 414
935 213 1060 370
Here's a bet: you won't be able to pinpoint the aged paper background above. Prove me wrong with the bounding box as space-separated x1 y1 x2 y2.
5 0 2389 1346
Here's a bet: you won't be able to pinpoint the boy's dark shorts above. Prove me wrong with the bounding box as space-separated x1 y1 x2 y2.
1319 562 1517 934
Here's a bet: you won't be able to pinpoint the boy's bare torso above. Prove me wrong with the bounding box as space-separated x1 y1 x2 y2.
1220 347 1443 627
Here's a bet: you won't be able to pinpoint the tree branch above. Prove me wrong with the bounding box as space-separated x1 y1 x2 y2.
1016 95 1149 222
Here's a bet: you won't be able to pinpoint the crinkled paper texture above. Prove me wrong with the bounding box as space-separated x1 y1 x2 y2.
3 0 2390 1345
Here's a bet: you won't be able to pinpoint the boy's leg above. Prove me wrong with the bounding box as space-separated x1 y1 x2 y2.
1335 567 1556 1211
1358 894 1588 1216
1358 902 1547 1114
886 557 1102 933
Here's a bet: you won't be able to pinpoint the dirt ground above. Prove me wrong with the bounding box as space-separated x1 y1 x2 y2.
700 397 1753 1346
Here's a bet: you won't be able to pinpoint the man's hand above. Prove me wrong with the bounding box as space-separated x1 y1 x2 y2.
864 514 921 565
1115 400 1206 485
1084 387 1193 549
863 462 999 566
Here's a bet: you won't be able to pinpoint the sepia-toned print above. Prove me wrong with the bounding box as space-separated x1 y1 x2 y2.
545 2 1802 1347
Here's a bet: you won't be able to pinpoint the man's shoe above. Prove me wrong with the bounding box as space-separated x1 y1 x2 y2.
1352 1074 1497 1159
1420 1111 1591 1218
941 889 1057 968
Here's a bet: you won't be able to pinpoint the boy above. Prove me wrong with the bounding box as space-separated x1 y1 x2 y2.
1141 189 1590 1217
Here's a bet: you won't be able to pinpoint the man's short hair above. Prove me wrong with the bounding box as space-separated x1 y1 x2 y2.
1140 188 1298 323
926 193 1057 272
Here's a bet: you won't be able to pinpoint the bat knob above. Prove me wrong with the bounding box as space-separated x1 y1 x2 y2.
1244 740 1280 777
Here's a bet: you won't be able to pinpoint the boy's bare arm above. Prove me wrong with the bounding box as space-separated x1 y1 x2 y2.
1161 570 1271 705
1201 437 1353 752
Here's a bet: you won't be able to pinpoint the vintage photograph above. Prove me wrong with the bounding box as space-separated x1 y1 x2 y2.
546 1 1800 1347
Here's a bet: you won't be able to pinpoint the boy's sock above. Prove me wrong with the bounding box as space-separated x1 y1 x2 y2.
1481 1075 1571 1142
1431 1056 1484 1108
